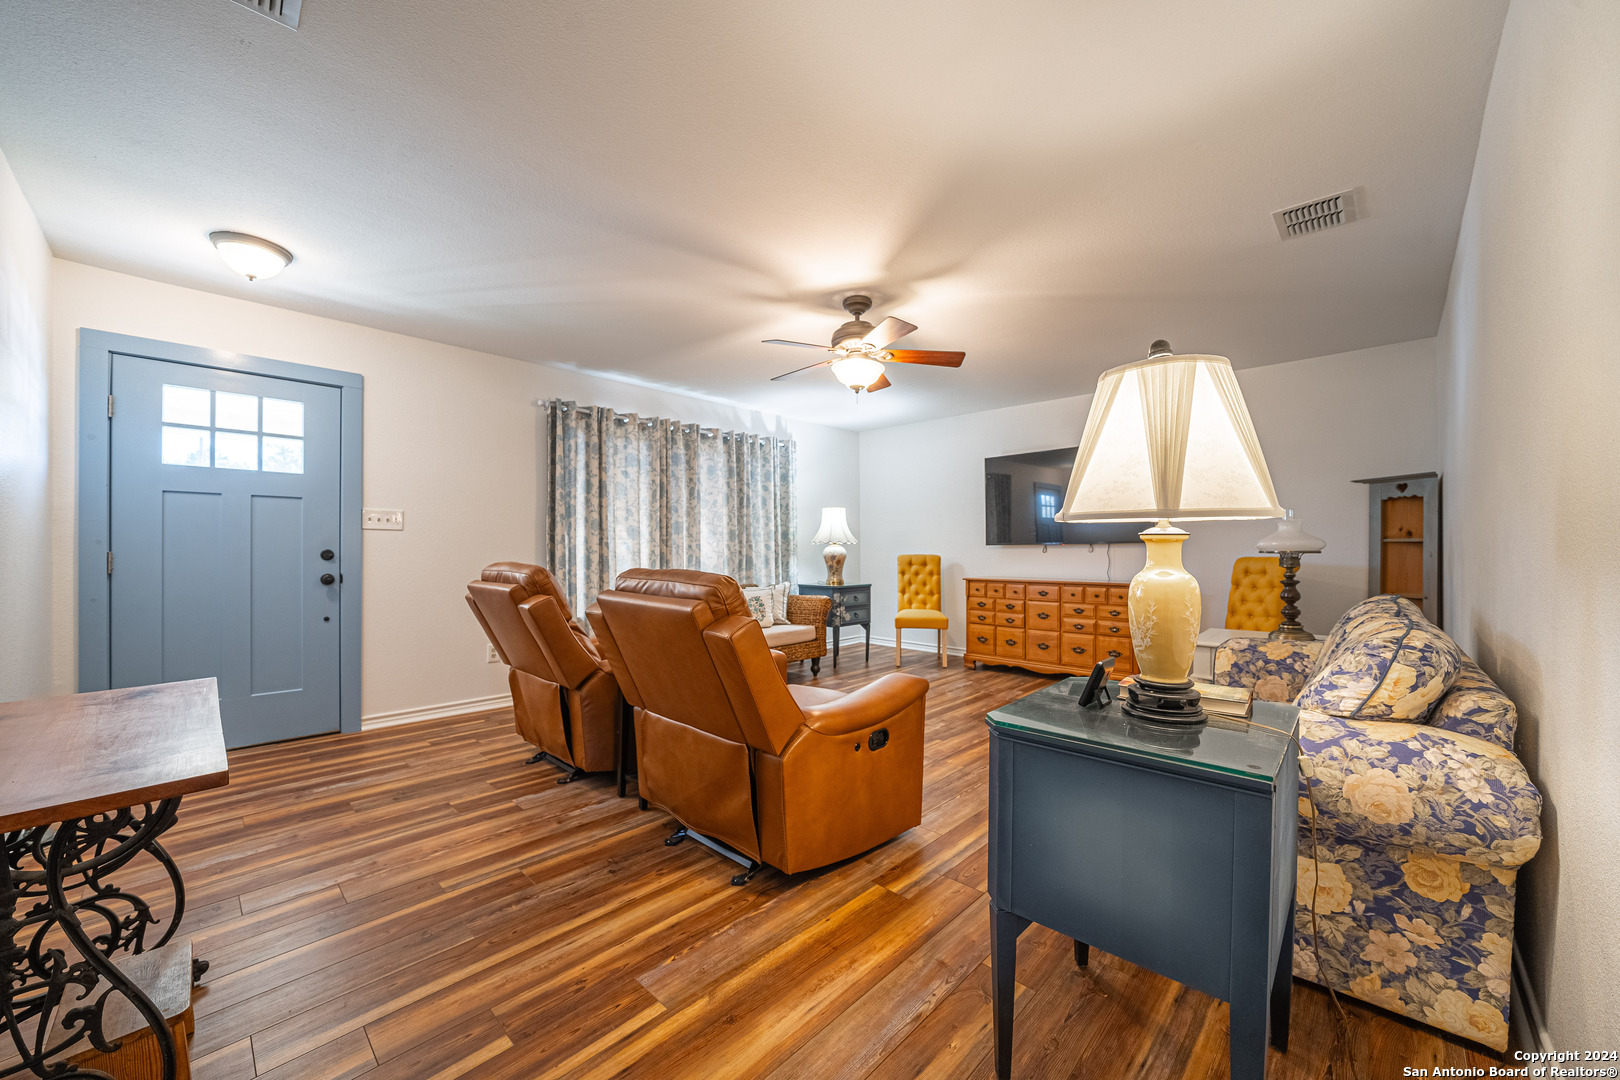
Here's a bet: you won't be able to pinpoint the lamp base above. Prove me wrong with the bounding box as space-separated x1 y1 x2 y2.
1267 552 1316 641
1121 678 1207 725
822 543 847 587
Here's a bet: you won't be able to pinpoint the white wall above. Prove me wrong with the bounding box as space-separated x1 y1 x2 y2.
46 260 859 720
859 339 1437 653
1436 0 1620 1048
0 148 53 702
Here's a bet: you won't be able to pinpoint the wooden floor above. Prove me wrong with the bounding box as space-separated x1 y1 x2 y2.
138 650 1502 1079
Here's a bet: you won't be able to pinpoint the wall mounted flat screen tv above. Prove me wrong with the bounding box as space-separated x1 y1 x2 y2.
984 447 1145 546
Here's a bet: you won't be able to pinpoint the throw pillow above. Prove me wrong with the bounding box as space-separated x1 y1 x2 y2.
1428 657 1518 751
771 582 791 623
1296 596 1462 721
741 586 775 627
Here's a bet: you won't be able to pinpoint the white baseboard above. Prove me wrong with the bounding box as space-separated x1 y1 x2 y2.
1511 944 1552 1054
361 693 512 731
866 632 966 658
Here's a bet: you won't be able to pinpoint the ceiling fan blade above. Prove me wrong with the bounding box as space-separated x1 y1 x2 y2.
762 339 833 350
770 358 835 381
887 349 965 367
865 372 893 392
861 316 918 350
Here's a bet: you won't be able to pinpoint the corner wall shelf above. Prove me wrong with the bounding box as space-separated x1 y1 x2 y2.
1353 472 1441 627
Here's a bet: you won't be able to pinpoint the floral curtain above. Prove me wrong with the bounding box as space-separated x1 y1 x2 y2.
545 400 796 614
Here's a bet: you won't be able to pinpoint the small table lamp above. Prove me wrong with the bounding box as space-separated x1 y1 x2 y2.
1057 341 1285 724
812 507 857 586
1256 510 1326 642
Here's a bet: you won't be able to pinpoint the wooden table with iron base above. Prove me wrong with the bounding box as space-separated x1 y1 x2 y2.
1 680 229 1080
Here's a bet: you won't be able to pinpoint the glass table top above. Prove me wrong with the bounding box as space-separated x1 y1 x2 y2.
987 678 1297 784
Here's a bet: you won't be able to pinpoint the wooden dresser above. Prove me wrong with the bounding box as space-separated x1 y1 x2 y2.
964 578 1137 677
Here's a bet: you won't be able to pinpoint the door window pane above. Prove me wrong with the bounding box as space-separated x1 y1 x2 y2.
161 425 211 467
162 384 211 426
215 431 260 470
215 391 259 432
262 436 304 474
262 397 304 436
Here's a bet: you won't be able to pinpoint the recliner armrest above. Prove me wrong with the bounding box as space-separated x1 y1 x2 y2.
799 673 929 736
771 649 788 680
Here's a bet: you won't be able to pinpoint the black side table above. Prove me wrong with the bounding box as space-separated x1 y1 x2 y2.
796 583 870 668
986 680 1299 1080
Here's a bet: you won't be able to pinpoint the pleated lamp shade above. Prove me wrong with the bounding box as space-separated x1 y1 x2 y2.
1057 350 1285 523
811 507 858 545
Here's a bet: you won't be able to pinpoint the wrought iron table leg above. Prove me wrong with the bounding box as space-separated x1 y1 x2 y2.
3 798 191 1080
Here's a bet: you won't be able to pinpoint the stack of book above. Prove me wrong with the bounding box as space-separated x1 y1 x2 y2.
1191 680 1254 719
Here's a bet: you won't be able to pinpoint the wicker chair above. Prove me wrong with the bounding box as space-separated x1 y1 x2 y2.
778 593 832 675
740 586 832 676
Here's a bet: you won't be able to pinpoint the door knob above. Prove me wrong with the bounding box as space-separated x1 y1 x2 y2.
320 573 336 586
320 549 335 561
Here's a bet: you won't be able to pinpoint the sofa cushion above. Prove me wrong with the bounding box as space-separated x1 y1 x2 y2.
1429 658 1517 750
1213 636 1323 702
762 623 816 647
1297 596 1463 720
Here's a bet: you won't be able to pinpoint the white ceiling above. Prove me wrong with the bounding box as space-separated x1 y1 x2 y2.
0 1 1506 430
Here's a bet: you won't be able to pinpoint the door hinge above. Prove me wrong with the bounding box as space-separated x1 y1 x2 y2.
108 394 115 418
107 551 114 575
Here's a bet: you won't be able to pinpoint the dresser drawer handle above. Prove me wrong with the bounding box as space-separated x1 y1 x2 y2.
1036 612 1049 619
976 635 989 644
976 600 987 608
1036 642 1050 650
1071 646 1087 654
1005 639 1017 646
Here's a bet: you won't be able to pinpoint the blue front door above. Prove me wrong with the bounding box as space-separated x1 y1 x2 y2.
109 355 343 747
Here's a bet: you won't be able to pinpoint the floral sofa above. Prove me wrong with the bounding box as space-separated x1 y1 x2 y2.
1213 596 1541 1051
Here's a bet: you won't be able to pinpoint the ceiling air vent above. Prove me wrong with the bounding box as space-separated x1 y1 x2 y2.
1273 189 1361 240
228 0 301 29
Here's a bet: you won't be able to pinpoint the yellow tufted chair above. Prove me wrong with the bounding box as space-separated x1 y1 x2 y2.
895 554 948 669
1225 556 1285 632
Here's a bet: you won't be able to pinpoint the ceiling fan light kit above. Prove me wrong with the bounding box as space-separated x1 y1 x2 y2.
829 354 887 392
764 293 964 395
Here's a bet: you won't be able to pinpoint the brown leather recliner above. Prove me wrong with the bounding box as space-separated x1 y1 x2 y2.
465 562 623 783
588 568 929 882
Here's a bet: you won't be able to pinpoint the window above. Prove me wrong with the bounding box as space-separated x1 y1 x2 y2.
1037 489 1058 519
159 385 304 473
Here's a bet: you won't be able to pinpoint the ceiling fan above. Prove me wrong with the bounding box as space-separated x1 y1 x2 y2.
764 294 965 394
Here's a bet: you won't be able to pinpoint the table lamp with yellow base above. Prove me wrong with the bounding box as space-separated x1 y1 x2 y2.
1056 341 1285 724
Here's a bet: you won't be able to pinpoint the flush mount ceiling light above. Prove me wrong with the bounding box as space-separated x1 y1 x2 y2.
209 231 293 281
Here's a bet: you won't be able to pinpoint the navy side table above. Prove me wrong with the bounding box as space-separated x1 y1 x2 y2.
987 680 1299 1080
795 583 870 668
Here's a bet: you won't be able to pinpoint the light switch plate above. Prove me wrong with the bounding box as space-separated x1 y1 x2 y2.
363 508 404 531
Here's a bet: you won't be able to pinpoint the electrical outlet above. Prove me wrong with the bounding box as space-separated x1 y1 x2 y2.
363 508 404 531
486 643 501 664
